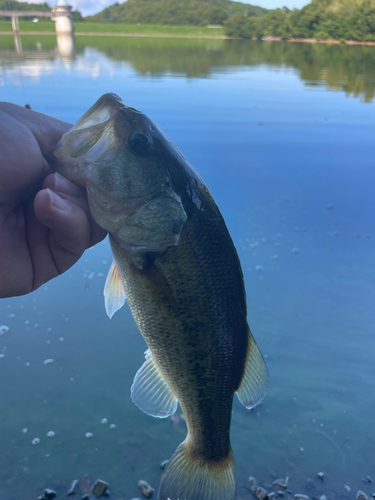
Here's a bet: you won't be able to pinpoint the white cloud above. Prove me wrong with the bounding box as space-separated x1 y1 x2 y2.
69 0 116 16
0 60 54 86
12 0 120 16
242 0 310 9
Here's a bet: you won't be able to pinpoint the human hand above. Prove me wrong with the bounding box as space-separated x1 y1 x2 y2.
0 102 107 298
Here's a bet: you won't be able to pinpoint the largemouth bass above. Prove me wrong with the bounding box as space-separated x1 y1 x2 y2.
49 93 268 500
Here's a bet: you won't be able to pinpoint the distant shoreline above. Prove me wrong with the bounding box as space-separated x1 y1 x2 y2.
263 36 375 46
0 31 227 39
1 30 375 45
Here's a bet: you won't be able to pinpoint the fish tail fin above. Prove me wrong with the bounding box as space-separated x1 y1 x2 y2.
158 440 235 500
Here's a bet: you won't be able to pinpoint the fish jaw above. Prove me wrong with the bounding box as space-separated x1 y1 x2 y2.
49 93 125 187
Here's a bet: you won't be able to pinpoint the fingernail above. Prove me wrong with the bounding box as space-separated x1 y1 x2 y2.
47 188 70 212
54 172 82 196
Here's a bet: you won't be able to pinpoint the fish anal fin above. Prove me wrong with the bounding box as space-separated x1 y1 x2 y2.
236 327 269 409
104 260 126 319
131 349 178 418
159 441 235 500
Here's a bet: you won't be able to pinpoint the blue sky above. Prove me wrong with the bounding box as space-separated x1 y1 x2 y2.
242 0 309 9
30 0 311 17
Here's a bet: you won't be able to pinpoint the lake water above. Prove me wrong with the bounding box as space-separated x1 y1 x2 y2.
0 35 374 500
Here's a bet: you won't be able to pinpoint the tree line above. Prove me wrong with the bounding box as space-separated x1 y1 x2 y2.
2 0 375 42
0 0 50 15
225 0 375 42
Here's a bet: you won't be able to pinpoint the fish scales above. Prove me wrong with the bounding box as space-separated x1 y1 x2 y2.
49 93 268 500
110 187 248 460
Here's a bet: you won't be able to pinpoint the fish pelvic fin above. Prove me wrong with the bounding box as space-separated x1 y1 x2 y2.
104 260 126 319
158 441 235 500
131 349 178 418
236 326 269 409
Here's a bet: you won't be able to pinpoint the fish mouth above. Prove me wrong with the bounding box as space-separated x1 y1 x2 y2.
48 94 127 185
55 93 125 160
49 93 152 184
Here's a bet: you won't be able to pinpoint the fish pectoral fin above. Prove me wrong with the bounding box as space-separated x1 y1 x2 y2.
103 260 126 319
236 327 269 409
131 349 178 418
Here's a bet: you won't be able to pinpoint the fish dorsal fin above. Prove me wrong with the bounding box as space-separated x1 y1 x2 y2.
103 260 126 319
236 327 269 409
131 349 178 418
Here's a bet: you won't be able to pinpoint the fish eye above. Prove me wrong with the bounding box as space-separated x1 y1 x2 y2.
128 131 151 155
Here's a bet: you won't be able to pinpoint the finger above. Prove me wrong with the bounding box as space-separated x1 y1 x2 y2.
34 188 91 260
43 173 107 247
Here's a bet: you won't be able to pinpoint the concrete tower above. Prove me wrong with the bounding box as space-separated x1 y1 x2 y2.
51 0 74 34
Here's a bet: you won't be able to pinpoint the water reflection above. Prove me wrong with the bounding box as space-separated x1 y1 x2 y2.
1 36 375 101
56 33 75 62
13 33 22 54
0 31 374 500
0 32 75 63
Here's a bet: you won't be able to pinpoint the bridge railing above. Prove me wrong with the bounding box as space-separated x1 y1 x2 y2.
0 6 73 33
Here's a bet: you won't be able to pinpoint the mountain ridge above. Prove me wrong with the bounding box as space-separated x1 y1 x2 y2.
85 0 268 26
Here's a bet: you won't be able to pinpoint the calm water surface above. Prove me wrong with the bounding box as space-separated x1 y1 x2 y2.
0 36 374 500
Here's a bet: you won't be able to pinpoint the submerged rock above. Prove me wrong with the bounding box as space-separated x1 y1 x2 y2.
92 479 109 498
356 492 370 500
255 486 268 500
160 460 169 470
138 480 155 498
79 475 93 495
67 479 79 496
0 325 9 336
272 479 288 489
294 495 310 500
248 476 257 494
317 472 324 481
43 489 57 499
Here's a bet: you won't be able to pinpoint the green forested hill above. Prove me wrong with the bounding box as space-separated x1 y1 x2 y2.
2 0 373 41
86 0 268 26
225 0 375 41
